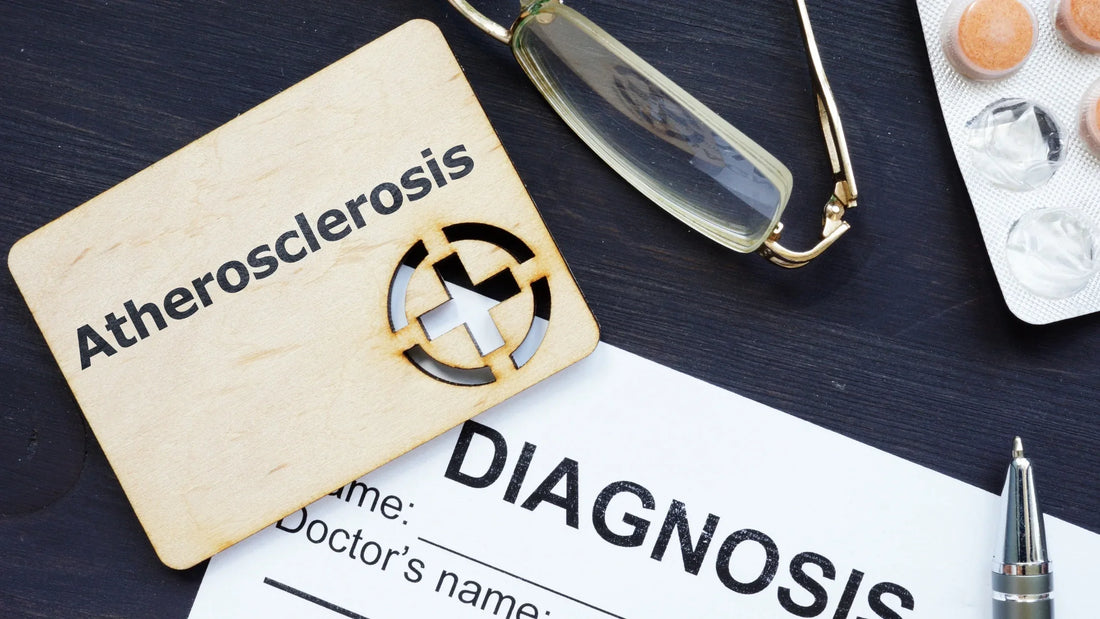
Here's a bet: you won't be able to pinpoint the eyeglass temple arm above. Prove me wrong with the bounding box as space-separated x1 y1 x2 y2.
759 0 859 269
445 0 514 44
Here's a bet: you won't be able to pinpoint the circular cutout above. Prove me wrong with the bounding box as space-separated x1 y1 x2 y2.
388 223 550 386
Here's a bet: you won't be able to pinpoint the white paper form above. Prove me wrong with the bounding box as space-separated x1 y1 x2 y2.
190 344 1099 618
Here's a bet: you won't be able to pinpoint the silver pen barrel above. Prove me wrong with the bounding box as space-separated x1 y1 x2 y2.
992 437 1053 619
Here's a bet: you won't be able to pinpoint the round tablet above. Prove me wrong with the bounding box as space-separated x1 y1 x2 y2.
942 0 1037 80
1080 78 1100 158
1053 0 1100 53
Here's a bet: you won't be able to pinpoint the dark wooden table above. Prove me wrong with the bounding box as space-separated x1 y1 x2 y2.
2 0 1097 616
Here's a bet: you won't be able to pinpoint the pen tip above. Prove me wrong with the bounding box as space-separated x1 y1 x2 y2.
1012 436 1024 458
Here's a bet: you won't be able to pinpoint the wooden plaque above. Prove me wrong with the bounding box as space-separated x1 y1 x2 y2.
8 20 599 569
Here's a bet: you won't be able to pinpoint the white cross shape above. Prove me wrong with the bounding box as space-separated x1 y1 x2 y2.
418 279 506 355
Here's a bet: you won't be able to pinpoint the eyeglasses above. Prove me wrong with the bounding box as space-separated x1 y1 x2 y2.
447 0 858 268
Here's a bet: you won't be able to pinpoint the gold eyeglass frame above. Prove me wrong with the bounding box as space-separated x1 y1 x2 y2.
447 0 858 268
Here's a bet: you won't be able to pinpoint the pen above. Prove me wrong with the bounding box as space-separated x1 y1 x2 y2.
992 437 1053 619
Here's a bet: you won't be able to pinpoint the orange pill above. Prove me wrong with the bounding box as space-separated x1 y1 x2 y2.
1080 78 1100 158
942 0 1037 80
1053 0 1100 53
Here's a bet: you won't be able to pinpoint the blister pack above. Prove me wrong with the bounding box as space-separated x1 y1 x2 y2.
916 0 1100 324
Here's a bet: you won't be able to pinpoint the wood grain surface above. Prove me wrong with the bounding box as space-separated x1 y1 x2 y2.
1 0 1097 616
7 19 598 569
